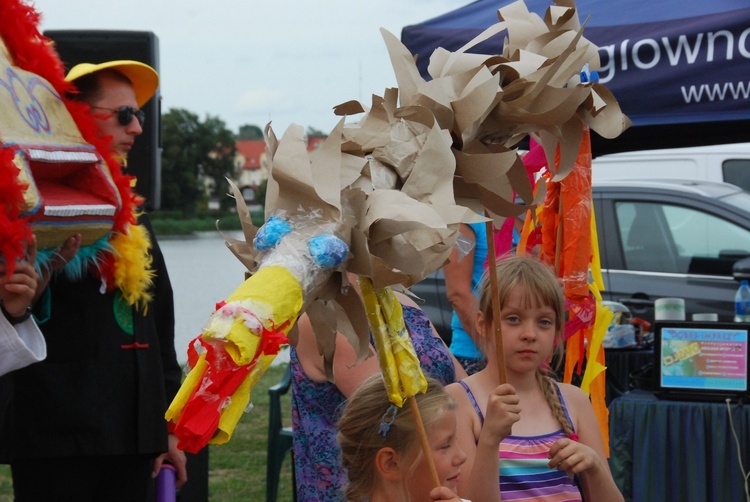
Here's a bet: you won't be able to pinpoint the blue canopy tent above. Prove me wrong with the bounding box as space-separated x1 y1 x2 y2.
401 0 750 155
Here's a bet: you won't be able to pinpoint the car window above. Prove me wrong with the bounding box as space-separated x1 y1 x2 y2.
616 202 678 273
616 201 750 276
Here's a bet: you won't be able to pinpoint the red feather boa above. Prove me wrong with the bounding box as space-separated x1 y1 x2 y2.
0 148 32 276
0 0 141 288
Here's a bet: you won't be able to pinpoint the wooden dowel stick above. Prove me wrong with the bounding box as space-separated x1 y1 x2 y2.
408 395 441 489
485 214 507 385
555 196 563 276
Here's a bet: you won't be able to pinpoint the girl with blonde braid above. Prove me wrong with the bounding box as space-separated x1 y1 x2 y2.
447 255 623 501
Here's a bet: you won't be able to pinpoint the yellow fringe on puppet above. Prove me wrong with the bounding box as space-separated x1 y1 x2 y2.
111 220 154 312
359 276 427 407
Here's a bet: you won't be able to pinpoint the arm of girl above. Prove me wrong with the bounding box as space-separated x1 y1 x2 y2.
470 383 521 501
448 382 520 501
548 385 624 501
443 224 479 342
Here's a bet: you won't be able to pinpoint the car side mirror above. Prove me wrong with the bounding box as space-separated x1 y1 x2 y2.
733 257 750 281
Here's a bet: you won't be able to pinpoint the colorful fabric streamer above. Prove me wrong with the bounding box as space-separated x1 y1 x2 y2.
521 128 611 454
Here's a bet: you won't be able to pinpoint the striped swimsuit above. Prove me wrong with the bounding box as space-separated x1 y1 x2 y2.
458 380 583 501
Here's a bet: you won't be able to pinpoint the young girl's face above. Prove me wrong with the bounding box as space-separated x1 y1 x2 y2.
409 408 466 500
498 284 558 373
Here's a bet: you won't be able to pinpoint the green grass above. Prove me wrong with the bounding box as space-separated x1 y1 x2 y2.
149 210 265 236
207 364 295 501
150 216 242 235
0 364 295 502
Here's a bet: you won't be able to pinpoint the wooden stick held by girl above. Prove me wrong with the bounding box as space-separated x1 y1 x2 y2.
446 255 623 501
337 375 469 502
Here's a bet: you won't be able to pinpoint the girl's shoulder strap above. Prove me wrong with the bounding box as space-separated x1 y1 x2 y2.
552 380 576 433
457 380 485 425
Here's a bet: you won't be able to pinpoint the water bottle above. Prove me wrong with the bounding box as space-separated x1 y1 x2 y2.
734 280 750 322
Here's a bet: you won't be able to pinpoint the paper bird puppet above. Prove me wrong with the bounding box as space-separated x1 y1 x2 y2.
165 0 630 453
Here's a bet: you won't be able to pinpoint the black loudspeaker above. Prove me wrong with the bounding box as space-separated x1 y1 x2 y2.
44 30 162 210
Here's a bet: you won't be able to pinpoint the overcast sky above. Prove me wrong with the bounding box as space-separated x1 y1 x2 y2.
32 0 462 136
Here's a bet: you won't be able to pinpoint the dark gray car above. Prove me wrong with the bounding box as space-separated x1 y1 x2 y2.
411 179 750 335
594 179 750 323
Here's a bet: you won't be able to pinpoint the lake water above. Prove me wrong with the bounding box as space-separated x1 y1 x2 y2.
159 231 289 365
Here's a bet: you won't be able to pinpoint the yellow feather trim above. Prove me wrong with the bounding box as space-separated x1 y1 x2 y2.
111 221 155 312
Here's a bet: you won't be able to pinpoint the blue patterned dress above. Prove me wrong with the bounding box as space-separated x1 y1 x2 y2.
290 304 457 501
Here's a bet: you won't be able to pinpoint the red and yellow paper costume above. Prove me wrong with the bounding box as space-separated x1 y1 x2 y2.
165 266 296 453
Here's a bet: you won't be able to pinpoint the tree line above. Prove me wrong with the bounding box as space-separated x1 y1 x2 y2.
159 109 326 217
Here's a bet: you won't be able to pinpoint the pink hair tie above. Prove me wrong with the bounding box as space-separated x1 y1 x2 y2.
569 433 579 442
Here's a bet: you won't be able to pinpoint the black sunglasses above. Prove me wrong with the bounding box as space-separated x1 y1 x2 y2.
91 105 146 127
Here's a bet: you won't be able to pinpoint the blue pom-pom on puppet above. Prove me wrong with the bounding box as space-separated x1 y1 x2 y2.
308 234 348 269
254 216 292 250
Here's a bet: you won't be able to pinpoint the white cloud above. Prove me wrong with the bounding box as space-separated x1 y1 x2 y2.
236 88 290 114
32 0 461 133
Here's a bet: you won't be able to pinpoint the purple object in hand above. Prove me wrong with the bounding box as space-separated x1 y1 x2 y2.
156 464 177 502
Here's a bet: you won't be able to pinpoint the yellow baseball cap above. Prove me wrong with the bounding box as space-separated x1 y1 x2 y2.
65 60 159 108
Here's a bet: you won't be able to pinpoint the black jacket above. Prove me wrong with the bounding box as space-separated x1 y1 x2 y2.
1 215 182 460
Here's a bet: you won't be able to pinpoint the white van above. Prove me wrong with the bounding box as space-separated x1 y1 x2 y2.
591 143 750 192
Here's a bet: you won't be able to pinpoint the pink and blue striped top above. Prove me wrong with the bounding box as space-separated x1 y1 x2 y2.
458 380 583 501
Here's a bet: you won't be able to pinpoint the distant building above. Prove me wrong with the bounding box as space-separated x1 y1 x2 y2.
234 134 327 211
307 136 325 151
235 140 268 211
